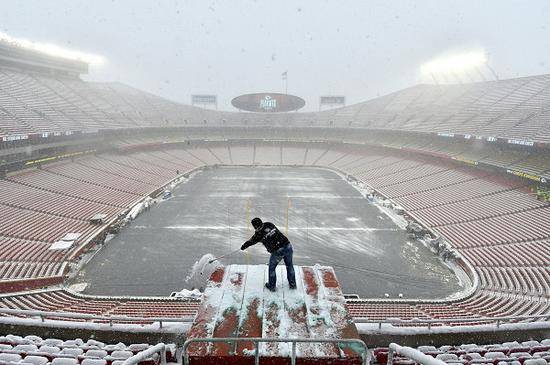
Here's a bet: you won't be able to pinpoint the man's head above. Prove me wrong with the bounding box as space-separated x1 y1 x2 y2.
251 217 263 232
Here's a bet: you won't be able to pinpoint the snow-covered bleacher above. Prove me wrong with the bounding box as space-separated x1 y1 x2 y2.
0 141 548 325
0 334 175 365
0 150 204 292
1 68 550 144
1 333 549 365
0 289 198 319
374 339 550 365
2 65 550 189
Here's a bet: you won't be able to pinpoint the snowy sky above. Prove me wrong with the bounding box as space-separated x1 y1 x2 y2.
1 0 549 110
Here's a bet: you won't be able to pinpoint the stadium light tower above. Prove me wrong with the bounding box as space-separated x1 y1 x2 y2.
421 50 495 84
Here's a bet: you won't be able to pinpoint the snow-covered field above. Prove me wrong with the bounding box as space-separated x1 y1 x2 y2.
71 166 461 298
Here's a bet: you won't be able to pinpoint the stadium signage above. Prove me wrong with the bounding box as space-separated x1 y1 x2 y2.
191 94 217 104
437 132 455 138
231 93 305 112
25 150 96 166
320 96 346 106
2 134 28 142
260 95 277 111
452 156 478 166
506 169 546 183
486 136 497 142
507 139 534 146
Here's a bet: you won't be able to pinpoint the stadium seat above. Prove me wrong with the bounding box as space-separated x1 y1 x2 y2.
51 358 79 365
61 340 84 348
21 356 49 365
37 346 61 355
22 337 42 345
108 351 132 360
59 348 83 357
41 340 63 348
81 350 107 359
81 359 107 365
102 345 126 353
437 353 459 361
0 354 21 363
11 345 38 354
524 359 548 365
127 344 149 354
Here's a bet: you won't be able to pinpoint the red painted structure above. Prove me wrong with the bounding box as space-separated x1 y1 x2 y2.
187 264 362 364
0 275 65 294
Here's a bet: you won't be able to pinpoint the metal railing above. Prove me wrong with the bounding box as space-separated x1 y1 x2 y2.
1 307 547 332
387 343 550 365
0 307 193 329
387 343 446 365
181 337 369 365
354 313 550 330
122 343 167 365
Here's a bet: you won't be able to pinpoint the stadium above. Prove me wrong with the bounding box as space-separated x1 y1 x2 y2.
0 11 549 365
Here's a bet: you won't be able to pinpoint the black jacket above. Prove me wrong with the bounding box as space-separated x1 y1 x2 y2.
241 222 290 253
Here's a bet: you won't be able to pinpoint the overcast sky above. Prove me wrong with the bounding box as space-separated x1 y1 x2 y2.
1 0 549 111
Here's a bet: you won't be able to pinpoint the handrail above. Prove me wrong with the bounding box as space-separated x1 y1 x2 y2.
0 307 193 328
1 305 547 331
181 337 369 365
388 343 447 365
354 314 550 330
122 343 166 365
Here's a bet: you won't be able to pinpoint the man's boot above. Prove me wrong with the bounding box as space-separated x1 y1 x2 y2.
265 283 276 292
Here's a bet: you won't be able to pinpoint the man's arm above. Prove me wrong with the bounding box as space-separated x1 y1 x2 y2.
241 231 262 250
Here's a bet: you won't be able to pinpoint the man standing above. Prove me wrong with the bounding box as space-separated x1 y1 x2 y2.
241 217 296 292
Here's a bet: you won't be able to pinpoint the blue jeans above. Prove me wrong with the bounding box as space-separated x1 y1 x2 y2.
268 244 296 288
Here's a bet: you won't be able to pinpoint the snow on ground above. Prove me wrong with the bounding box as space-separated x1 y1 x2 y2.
347 179 409 229
126 197 153 221
170 288 203 300
186 253 223 291
125 172 194 222
372 200 409 230
68 283 87 292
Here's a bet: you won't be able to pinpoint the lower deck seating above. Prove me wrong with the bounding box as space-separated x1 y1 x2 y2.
0 149 201 290
0 141 548 324
0 334 176 365
0 289 199 321
374 338 550 365
2 334 549 365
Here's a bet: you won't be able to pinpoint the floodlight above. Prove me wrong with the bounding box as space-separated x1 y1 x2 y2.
421 51 487 78
0 32 105 65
